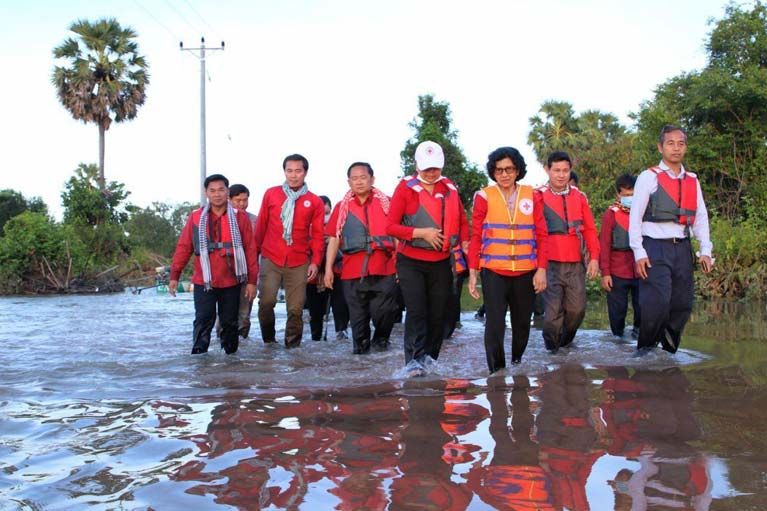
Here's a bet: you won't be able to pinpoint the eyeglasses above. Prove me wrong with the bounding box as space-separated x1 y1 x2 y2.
494 166 517 175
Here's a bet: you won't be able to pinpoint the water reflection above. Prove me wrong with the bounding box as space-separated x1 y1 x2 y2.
1 294 761 508
144 367 727 510
599 367 714 510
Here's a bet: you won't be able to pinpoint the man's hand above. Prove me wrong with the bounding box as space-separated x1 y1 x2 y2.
533 268 547 294
468 269 480 299
415 227 444 250
307 263 319 281
699 255 713 274
636 258 651 279
244 283 257 301
168 280 178 297
323 271 335 290
586 259 599 279
601 275 613 292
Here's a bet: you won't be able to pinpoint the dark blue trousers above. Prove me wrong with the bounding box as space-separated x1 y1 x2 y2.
637 237 694 352
607 275 640 336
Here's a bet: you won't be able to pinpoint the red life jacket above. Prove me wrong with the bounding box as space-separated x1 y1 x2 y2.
191 208 234 256
339 196 395 255
609 205 631 251
401 176 462 252
538 185 585 235
643 167 698 226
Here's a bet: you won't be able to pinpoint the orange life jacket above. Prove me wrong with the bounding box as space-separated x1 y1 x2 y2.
191 208 234 256
401 176 462 252
609 205 631 251
452 245 467 273
480 465 554 509
643 167 698 226
479 184 537 272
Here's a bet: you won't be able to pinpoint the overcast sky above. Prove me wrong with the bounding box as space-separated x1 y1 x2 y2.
0 0 731 218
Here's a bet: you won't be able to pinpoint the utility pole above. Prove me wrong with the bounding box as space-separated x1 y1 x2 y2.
180 37 225 205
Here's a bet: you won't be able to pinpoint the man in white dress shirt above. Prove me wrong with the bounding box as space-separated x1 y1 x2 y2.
629 125 713 354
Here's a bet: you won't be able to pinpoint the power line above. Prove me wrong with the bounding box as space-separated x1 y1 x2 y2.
180 0 222 42
133 0 183 41
163 0 203 36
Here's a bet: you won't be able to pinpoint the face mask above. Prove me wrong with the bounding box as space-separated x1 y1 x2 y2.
324 213 331 224
620 196 633 209
416 173 443 185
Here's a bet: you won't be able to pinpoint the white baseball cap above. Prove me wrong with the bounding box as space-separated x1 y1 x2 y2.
414 141 445 171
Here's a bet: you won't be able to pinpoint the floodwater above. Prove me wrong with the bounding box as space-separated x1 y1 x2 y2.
1 292 766 510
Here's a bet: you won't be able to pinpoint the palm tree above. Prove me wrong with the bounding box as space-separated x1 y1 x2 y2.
52 18 149 191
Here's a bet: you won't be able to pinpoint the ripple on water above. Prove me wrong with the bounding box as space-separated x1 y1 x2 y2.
0 293 739 510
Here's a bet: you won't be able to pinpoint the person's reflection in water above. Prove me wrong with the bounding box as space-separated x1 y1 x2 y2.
439 379 489 470
468 375 556 510
326 388 407 510
536 364 604 511
601 367 713 510
173 393 346 509
389 380 473 511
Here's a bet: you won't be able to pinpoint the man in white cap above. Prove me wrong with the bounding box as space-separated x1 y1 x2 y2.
386 140 469 376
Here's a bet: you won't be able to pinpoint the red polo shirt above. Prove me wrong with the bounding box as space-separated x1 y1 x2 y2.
254 186 325 268
386 178 469 262
599 207 639 279
170 208 259 287
325 197 396 280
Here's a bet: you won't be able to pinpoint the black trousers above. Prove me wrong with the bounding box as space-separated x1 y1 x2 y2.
481 269 536 372
193 284 241 354
606 275 641 336
637 237 694 352
306 282 351 340
444 271 467 339
331 281 349 333
306 284 330 340
396 254 452 364
343 275 398 353
542 261 587 351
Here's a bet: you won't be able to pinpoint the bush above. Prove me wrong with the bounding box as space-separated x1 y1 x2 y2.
698 216 767 299
0 212 86 294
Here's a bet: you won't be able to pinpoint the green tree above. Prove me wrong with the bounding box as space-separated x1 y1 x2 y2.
401 94 488 206
125 202 177 257
61 163 130 268
528 100 637 215
632 2 767 222
52 18 150 191
170 201 198 237
0 189 48 235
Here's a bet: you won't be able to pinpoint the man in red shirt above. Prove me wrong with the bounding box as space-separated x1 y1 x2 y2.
599 174 641 338
169 174 259 355
324 162 398 354
254 154 325 348
535 152 600 353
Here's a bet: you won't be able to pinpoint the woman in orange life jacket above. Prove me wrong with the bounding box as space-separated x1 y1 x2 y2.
599 174 641 339
468 147 548 372
387 141 469 376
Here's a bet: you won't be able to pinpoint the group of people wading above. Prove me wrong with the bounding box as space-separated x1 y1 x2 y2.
170 124 713 376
